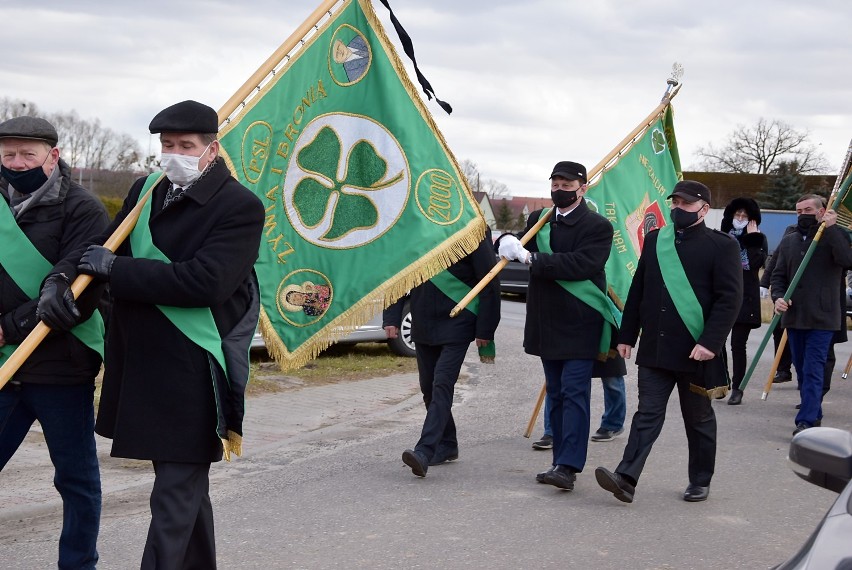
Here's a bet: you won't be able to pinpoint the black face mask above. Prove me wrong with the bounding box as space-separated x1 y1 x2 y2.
1 165 49 194
797 214 818 233
670 207 701 230
551 190 578 209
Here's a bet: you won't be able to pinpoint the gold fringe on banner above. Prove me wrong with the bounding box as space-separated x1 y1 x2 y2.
259 216 486 372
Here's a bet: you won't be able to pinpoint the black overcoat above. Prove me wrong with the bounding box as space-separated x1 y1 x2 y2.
770 224 852 332
522 200 614 360
54 160 264 462
730 231 768 327
619 222 743 373
0 159 108 384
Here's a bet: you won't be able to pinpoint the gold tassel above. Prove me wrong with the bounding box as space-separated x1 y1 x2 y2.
689 383 728 400
220 431 244 463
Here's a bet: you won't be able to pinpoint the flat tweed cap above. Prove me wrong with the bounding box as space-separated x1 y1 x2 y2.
149 100 218 134
0 116 59 146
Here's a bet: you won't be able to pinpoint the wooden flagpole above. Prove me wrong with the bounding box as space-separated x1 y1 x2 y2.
0 0 342 389
450 78 682 318
760 329 787 399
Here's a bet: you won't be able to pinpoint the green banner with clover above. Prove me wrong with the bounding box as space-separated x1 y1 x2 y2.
218 0 485 369
584 105 682 305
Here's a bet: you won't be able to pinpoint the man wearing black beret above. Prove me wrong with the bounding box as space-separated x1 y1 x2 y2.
596 180 742 504
0 116 109 568
38 100 265 568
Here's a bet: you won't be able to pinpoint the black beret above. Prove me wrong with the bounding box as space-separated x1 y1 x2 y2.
0 116 59 146
549 160 587 184
148 100 218 134
668 180 711 204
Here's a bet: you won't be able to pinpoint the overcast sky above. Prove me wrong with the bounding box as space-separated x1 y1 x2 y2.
3 0 850 197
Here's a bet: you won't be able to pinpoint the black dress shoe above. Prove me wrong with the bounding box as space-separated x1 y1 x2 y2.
429 447 459 466
594 467 635 503
402 449 428 477
727 389 743 405
683 483 709 502
792 423 811 436
536 466 555 483
542 465 576 490
532 434 553 450
773 370 792 383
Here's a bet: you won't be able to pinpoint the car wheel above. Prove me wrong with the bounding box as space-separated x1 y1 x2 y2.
388 301 416 357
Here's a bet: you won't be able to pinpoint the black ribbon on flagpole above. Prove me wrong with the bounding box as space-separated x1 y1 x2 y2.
376 0 453 114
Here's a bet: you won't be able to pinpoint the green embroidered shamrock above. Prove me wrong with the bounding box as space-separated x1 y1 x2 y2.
651 129 667 154
293 126 403 240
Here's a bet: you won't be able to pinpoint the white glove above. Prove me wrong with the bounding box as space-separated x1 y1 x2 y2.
498 235 530 264
759 287 769 299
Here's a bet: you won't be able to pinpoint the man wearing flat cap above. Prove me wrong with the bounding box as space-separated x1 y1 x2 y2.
38 100 265 568
596 180 741 504
498 160 616 492
0 116 108 568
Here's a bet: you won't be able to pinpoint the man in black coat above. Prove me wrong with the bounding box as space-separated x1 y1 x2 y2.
498 160 615 492
770 194 852 436
38 101 265 569
596 180 742 504
764 221 847 399
0 116 108 569
384 234 500 477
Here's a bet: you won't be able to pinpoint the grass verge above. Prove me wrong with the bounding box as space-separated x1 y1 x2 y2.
247 342 417 396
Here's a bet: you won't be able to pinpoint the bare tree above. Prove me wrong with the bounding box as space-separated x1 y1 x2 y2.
459 159 482 192
49 110 92 170
109 133 144 171
482 178 511 199
695 117 830 174
0 97 39 121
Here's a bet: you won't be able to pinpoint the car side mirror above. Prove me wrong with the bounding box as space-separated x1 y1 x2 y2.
788 427 852 493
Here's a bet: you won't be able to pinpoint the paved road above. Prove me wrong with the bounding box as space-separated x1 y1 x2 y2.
2 298 851 569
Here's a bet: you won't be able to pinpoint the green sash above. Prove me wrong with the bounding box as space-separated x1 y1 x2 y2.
536 208 621 357
0 199 105 365
428 269 495 362
128 174 228 378
654 225 704 341
430 270 479 315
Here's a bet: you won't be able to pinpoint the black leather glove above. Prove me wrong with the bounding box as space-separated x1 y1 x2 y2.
37 274 82 331
78 245 116 281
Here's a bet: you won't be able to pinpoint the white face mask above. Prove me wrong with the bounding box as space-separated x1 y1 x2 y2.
160 143 211 187
732 218 749 230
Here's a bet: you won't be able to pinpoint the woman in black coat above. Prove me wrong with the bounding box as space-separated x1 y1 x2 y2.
722 197 768 404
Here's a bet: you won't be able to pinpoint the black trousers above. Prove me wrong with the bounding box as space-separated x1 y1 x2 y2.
141 461 215 570
413 342 468 461
729 323 754 390
616 366 717 487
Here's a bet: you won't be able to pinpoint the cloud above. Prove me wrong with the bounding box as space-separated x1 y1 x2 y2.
3 0 850 197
